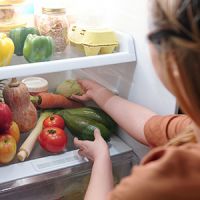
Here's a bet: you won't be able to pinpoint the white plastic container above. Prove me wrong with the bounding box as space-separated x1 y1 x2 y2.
22 77 48 95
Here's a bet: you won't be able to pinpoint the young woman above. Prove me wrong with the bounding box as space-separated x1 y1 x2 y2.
72 0 200 199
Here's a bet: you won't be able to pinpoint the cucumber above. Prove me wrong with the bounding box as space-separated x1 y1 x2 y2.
60 112 111 141
56 107 116 141
63 107 117 133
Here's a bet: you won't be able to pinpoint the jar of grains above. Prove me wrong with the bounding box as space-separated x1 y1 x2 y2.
37 7 69 53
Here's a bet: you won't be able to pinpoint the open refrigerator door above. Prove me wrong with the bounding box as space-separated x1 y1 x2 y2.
0 0 139 199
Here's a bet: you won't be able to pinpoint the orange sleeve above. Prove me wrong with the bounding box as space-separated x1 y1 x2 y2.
144 114 192 147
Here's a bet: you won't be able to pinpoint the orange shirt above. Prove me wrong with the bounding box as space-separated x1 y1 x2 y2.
108 115 200 200
144 114 192 147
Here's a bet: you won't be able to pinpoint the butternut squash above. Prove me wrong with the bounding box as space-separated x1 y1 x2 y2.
3 78 37 132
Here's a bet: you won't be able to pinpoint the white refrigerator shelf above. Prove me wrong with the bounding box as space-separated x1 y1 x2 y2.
0 32 136 80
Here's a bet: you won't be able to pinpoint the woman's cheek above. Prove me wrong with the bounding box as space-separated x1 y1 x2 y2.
149 43 172 91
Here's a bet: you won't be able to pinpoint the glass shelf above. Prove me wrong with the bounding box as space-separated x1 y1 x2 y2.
0 32 136 80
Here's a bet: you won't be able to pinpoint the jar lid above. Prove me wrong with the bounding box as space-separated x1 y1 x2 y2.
0 4 13 8
42 7 66 14
0 0 25 5
22 77 49 93
0 18 26 32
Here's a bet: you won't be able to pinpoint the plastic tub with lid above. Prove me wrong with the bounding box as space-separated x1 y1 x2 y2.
22 77 49 96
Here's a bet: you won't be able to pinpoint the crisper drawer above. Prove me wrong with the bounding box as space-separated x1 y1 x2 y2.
0 135 138 200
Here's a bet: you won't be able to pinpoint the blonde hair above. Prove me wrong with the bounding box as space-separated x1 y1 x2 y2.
150 0 200 146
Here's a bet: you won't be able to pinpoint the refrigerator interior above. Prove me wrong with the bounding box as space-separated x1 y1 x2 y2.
0 0 178 199
0 32 138 199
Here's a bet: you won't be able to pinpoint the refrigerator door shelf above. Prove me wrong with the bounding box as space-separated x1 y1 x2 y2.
0 32 136 80
0 135 138 199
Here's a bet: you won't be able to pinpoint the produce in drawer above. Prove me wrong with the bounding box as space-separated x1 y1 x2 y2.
38 127 68 153
30 92 83 109
68 25 119 56
0 33 14 67
3 78 37 132
23 34 54 63
56 80 84 98
57 107 117 141
65 107 117 133
0 104 19 164
0 134 16 164
22 77 48 96
9 27 39 56
43 114 65 129
5 121 20 143
0 102 12 132
17 111 52 161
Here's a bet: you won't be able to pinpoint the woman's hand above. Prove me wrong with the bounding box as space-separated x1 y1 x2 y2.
75 129 113 200
71 79 115 109
71 79 106 102
74 128 110 162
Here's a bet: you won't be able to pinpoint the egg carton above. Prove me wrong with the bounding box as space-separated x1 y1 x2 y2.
68 25 119 56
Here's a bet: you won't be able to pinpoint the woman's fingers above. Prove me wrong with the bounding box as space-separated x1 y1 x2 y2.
71 94 84 100
94 128 102 139
78 150 94 161
74 137 84 149
71 94 90 101
77 79 91 90
78 149 86 157
74 137 92 149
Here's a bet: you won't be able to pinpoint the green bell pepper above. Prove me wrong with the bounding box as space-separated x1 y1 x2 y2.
23 34 54 63
9 27 39 56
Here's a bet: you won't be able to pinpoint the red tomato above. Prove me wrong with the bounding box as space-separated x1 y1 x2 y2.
43 115 65 129
38 127 67 153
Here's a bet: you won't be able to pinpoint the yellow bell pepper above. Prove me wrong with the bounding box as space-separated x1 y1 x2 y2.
0 33 14 67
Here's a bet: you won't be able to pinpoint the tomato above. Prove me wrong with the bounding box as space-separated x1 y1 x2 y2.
38 127 67 153
0 134 16 164
43 115 65 129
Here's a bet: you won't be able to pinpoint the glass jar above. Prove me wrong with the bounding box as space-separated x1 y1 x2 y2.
0 5 15 22
36 7 69 53
0 4 27 33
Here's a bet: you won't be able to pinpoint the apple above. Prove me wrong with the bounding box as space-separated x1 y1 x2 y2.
6 121 20 143
0 103 12 132
0 134 16 164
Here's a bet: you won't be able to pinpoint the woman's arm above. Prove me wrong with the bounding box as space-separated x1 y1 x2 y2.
72 80 156 145
84 154 113 200
74 129 114 200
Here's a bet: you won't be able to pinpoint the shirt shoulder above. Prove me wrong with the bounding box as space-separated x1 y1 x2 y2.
144 114 192 147
108 144 200 200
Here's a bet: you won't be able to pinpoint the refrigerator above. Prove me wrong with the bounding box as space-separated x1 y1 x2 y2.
0 0 177 199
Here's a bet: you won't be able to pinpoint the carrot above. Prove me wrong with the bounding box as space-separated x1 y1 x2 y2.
31 92 83 109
